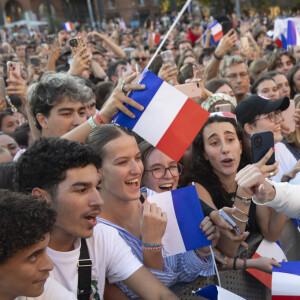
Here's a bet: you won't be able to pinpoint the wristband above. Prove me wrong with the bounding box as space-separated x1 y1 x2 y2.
142 245 162 251
234 194 251 206
232 205 249 216
141 242 161 247
243 257 247 269
88 116 97 129
95 113 105 125
233 257 238 270
231 213 249 223
213 52 223 60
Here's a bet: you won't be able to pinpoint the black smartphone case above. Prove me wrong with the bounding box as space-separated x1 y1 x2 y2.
251 131 275 165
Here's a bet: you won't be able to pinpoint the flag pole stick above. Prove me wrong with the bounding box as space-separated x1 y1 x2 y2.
210 245 222 287
145 0 193 71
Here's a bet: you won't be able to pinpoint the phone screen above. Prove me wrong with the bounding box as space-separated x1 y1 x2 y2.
251 131 275 165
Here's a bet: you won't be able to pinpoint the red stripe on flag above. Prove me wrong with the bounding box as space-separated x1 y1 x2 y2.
154 33 160 45
246 252 272 289
213 31 223 42
156 98 209 162
272 296 300 299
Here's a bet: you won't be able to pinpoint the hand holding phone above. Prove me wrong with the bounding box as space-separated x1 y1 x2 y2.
7 61 21 86
219 209 242 235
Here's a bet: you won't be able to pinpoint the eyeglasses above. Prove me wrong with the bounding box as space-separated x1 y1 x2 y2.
226 72 249 80
254 110 282 123
133 57 148 62
144 163 183 179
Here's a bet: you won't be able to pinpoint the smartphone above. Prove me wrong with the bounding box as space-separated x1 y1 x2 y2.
30 57 40 67
69 37 87 57
161 50 176 67
46 34 56 44
0 77 5 99
7 61 21 83
282 99 295 133
219 209 242 235
215 103 232 112
221 21 233 35
240 36 249 52
251 131 275 165
175 82 202 101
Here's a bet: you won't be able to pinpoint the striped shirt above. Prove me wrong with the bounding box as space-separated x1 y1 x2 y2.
97 216 214 298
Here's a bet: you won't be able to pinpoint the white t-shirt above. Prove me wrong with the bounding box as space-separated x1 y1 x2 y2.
15 277 76 300
272 142 297 182
47 223 142 300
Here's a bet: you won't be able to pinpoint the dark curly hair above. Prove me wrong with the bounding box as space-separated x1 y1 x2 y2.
16 137 101 197
0 189 56 264
185 115 251 208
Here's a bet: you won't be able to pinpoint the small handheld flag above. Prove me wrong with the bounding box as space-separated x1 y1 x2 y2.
272 261 300 299
194 285 246 299
113 71 210 162
147 186 211 256
63 22 74 32
146 32 161 45
246 239 287 289
210 21 223 43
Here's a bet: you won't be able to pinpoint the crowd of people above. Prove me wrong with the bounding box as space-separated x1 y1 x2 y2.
1 10 300 300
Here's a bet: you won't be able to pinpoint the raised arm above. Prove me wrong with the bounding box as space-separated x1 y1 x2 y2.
88 31 126 58
203 29 237 83
62 73 145 143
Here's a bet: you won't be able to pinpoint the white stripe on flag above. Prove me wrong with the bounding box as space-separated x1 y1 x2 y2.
272 272 300 296
256 239 287 261
147 191 186 256
133 81 187 146
217 286 246 299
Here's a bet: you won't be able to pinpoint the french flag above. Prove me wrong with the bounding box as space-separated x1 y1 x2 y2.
210 21 223 43
147 186 211 256
194 285 245 299
63 22 74 32
272 262 300 299
287 20 300 48
247 239 287 289
114 71 210 162
146 32 161 45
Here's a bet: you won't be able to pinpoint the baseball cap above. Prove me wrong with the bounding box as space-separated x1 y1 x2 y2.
234 94 290 128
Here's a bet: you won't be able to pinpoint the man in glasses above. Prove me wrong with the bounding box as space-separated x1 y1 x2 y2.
235 94 297 182
131 48 150 72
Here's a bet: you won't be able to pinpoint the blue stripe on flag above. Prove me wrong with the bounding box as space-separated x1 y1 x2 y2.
194 285 218 299
171 186 211 251
114 71 164 130
287 20 296 46
273 261 300 276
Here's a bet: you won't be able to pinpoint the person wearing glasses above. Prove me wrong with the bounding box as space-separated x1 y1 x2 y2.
235 94 296 183
86 124 219 299
219 55 251 103
130 48 150 72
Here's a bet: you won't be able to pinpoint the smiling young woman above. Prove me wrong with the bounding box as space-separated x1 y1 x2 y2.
86 124 218 299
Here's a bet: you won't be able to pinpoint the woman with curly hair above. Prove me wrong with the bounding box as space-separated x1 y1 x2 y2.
186 114 286 257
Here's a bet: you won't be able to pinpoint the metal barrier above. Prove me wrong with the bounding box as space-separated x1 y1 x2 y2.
173 219 300 300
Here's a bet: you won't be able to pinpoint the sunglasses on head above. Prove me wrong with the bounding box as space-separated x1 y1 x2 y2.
134 57 148 62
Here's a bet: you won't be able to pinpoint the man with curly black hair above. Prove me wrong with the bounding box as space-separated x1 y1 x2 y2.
0 189 76 300
16 137 178 300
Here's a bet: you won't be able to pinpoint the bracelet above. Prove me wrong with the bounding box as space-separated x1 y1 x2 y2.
243 257 247 269
213 51 223 60
231 213 249 223
88 116 97 129
95 113 105 125
232 205 249 216
234 194 251 207
233 257 238 270
142 245 162 251
141 242 162 247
